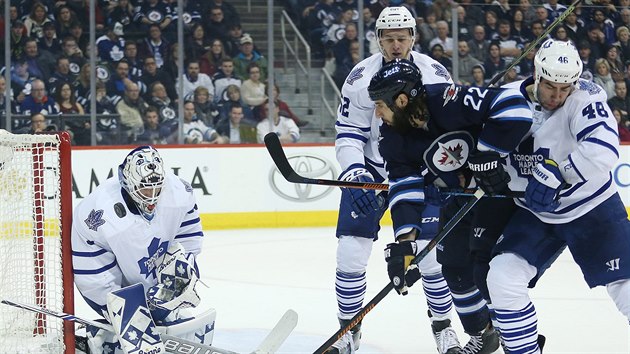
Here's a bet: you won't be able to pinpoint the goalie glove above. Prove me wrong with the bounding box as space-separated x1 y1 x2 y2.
384 241 422 296
147 243 201 320
339 164 384 217
525 159 566 213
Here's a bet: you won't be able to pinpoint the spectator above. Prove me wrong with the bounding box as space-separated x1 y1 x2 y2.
453 6 472 42
138 24 171 69
492 19 524 62
516 0 537 27
428 20 453 58
16 113 55 134
511 8 532 43
483 42 506 83
564 11 586 44
205 6 232 44
621 8 630 31
23 38 55 82
133 0 173 34
19 79 59 120
115 81 148 142
107 59 147 100
10 20 28 61
468 25 489 62
456 40 481 85
429 43 452 73
162 43 181 85
534 6 552 28
47 56 74 95
75 63 93 108
179 59 215 101
608 80 630 122
147 81 177 123
551 24 570 42
460 0 484 28
136 106 167 145
55 5 77 39
205 0 240 26
92 82 120 145
325 8 355 47
10 60 35 104
272 84 309 127
593 58 616 99
486 0 512 21
614 107 630 142
417 9 438 51
108 0 137 35
193 86 220 126
578 40 596 78
69 22 89 54
200 38 230 77
185 23 211 61
256 101 300 144
61 36 86 79
123 41 143 79
216 103 257 144
483 10 499 40
614 26 630 64
141 56 177 102
224 22 245 58
585 23 608 61
333 22 361 68
240 63 267 110
166 0 204 39
233 35 268 81
590 8 616 45
217 84 254 122
542 0 567 21
605 44 625 82
333 39 361 90
212 57 241 104
38 22 62 57
470 63 486 88
0 76 18 116
182 101 226 144
23 2 52 40
96 21 125 63
528 20 547 43
55 81 90 145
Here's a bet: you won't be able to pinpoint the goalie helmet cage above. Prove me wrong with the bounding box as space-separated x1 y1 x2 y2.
0 130 74 354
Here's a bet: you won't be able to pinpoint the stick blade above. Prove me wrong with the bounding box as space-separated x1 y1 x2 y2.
251 309 298 354
264 133 299 182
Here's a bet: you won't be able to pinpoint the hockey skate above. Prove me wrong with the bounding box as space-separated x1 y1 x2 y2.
323 319 361 354
458 325 500 354
431 319 461 354
499 334 545 354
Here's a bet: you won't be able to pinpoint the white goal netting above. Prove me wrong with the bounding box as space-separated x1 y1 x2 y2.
0 130 71 353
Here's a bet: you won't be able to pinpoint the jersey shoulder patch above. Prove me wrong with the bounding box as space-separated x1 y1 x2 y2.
432 63 451 81
346 66 365 85
578 80 602 95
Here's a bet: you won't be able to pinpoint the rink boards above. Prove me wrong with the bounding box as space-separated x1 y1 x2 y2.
71 143 630 229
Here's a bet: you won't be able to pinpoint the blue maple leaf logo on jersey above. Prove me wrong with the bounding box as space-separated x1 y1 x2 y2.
432 63 451 81
346 66 365 85
85 209 105 231
137 238 169 280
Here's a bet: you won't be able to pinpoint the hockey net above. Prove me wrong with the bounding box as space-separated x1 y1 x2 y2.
0 130 74 354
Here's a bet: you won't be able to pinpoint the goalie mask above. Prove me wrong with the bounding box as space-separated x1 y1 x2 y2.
118 146 165 219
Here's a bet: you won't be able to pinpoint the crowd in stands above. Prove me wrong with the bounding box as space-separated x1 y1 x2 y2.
0 0 307 146
286 0 630 142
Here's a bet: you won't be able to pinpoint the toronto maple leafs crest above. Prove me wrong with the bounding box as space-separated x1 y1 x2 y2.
138 237 169 279
85 209 106 231
346 66 365 85
578 80 601 95
423 131 474 175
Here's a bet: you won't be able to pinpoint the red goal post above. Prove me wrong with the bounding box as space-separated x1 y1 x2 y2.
0 130 74 353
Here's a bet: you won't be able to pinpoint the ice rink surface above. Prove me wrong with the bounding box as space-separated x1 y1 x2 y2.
76 227 630 354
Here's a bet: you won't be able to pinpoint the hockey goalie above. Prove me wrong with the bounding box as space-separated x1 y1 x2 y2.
71 145 214 354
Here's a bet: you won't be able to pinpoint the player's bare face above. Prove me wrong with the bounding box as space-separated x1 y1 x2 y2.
380 29 413 62
374 100 394 125
537 79 573 110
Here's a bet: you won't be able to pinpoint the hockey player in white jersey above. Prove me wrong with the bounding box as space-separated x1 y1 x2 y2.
329 6 460 354
487 39 630 353
72 146 214 354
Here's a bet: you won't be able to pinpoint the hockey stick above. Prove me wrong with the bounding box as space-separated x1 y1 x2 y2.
487 0 582 87
313 189 485 354
264 133 523 197
1 299 297 354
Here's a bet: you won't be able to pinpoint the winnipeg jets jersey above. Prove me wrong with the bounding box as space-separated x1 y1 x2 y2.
381 84 532 237
504 78 620 223
72 172 204 315
335 52 453 179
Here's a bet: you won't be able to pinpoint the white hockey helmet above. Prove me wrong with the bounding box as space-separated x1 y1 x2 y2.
533 39 582 98
118 146 165 219
375 6 417 57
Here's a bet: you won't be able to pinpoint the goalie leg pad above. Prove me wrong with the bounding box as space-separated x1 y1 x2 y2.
107 283 165 354
157 308 217 346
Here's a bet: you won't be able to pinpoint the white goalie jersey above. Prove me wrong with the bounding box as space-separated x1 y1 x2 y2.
504 78 620 223
335 52 453 178
72 172 204 314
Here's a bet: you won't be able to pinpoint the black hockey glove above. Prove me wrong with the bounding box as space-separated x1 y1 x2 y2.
384 241 422 296
467 151 511 195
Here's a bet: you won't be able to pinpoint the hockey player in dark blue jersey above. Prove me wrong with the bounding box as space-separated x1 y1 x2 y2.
368 58 533 354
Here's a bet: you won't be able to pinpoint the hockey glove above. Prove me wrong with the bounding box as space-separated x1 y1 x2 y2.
525 159 565 213
339 165 383 217
467 151 511 195
424 184 451 207
384 241 422 296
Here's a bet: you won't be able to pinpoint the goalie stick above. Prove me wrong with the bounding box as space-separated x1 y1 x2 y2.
1 299 297 354
264 133 523 197
313 188 485 354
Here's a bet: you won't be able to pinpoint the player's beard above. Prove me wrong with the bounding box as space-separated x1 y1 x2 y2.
391 96 430 135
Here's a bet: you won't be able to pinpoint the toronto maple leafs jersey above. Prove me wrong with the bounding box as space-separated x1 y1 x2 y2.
72 172 203 315
335 52 453 179
504 78 620 223
380 84 532 238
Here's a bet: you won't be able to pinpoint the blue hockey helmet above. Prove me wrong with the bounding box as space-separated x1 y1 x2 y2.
368 58 425 107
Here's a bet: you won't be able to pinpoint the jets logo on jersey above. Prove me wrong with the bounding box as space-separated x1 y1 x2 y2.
346 66 365 85
138 238 169 279
423 131 474 174
442 84 461 107
85 209 106 231
432 63 451 81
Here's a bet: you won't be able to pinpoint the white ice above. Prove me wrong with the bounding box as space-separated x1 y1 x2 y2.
75 227 630 354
